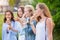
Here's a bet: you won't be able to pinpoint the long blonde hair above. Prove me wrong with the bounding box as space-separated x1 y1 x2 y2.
36 3 55 25
25 5 34 17
36 3 51 21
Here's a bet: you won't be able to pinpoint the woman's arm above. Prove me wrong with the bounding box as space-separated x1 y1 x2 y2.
30 23 36 34
46 18 54 40
30 17 36 34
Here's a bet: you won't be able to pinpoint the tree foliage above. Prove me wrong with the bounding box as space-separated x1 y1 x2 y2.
9 0 16 7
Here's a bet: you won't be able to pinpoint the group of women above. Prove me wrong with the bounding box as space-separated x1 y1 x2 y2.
2 3 55 40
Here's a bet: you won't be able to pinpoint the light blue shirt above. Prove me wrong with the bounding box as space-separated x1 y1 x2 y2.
16 21 25 35
2 21 20 40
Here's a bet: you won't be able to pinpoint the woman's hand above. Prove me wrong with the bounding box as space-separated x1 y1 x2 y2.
8 25 12 30
7 25 18 32
6 18 11 25
14 17 20 21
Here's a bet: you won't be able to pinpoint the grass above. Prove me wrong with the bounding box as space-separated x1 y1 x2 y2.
0 14 4 40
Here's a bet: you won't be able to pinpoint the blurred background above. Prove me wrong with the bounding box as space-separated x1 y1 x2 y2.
0 0 60 40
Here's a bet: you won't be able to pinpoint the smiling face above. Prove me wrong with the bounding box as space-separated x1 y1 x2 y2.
24 5 34 18
17 8 24 18
5 12 12 20
24 7 31 17
35 5 44 17
4 10 14 23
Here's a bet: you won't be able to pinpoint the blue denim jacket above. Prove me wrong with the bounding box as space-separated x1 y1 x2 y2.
24 17 37 40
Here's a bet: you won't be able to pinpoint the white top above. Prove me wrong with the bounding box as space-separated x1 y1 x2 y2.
18 18 25 40
35 18 48 40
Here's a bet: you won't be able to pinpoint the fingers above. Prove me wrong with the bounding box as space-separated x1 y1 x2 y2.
6 18 11 25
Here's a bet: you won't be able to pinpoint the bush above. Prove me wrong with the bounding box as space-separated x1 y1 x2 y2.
53 12 60 40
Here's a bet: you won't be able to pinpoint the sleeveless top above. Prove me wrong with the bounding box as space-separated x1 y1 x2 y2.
35 18 48 40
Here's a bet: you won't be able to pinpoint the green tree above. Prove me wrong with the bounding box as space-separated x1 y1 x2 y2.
53 12 60 40
31 0 60 15
9 0 16 7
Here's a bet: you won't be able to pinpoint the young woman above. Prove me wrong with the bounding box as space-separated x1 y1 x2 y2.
30 3 55 40
23 5 36 40
15 6 25 40
2 10 20 40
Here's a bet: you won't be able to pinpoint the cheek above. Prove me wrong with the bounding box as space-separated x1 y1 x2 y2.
24 11 26 14
36 8 40 13
35 10 41 16
9 15 12 18
18 12 22 14
5 15 12 19
38 9 41 13
26 11 29 14
18 13 20 15
37 9 42 15
7 14 12 18
5 15 9 18
20 13 23 16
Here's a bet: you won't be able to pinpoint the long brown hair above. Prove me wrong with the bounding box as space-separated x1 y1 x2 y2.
36 3 52 22
17 6 24 17
4 10 15 23
36 3 55 26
